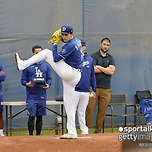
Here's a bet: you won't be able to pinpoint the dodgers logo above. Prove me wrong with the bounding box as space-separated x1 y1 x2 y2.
35 67 43 77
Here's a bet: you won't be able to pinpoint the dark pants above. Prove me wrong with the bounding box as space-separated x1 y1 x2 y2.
28 115 42 135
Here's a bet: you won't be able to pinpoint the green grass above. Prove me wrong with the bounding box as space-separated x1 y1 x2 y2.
4 128 119 136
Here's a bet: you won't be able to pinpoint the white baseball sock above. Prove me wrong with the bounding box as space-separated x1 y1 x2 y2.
0 129 3 136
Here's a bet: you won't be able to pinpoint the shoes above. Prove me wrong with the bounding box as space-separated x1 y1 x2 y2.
81 132 88 135
0 134 5 136
15 53 23 71
60 134 77 139
94 131 101 134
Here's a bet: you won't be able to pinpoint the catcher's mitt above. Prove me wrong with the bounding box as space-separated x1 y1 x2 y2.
48 29 62 44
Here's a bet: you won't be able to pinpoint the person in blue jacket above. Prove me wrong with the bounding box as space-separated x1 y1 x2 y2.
21 45 52 135
74 39 96 134
0 64 6 136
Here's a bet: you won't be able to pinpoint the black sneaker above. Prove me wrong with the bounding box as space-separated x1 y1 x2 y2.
94 131 101 134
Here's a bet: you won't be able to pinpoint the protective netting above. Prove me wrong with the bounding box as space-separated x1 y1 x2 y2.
0 0 152 128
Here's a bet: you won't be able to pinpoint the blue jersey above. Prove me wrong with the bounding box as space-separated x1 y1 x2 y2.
0 64 6 106
0 64 6 92
21 61 52 100
52 37 83 69
75 53 96 92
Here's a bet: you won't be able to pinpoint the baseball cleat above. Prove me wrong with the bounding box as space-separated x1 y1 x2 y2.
60 133 77 139
0 134 5 136
15 53 23 71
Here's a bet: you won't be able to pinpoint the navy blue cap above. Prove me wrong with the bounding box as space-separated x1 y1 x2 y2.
61 25 73 34
81 39 86 46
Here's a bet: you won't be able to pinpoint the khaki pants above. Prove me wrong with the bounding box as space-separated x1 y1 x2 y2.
86 88 111 132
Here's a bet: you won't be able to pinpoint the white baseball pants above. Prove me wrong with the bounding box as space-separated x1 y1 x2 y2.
74 91 89 134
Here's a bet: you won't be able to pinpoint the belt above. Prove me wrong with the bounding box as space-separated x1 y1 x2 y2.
72 68 82 72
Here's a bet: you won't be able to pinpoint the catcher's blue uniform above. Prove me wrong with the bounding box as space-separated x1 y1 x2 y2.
0 64 6 112
21 61 52 116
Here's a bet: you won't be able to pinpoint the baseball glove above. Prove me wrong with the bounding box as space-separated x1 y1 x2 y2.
48 29 62 44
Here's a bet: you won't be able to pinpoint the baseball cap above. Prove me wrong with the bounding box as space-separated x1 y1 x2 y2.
61 25 73 34
81 39 86 46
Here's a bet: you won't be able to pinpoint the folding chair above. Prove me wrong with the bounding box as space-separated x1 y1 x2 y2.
103 94 138 133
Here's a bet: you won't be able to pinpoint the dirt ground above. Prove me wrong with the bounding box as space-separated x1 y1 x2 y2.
0 133 122 152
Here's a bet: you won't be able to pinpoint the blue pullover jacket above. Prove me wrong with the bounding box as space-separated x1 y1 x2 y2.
21 61 52 100
0 64 6 94
75 53 96 92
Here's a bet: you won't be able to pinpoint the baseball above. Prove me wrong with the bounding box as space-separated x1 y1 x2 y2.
90 93 94 97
